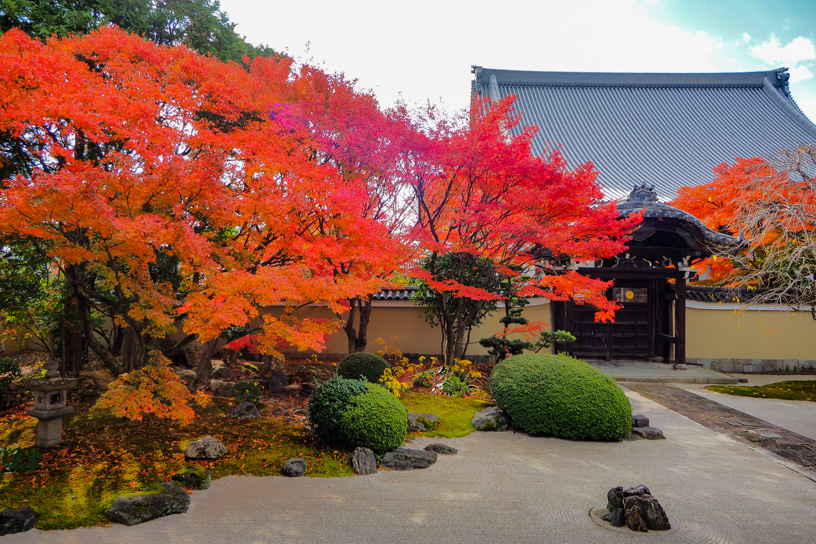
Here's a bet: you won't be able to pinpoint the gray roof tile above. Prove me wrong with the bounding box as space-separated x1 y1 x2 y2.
473 67 816 201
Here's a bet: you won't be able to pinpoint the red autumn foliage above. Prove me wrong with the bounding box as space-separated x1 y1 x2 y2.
672 152 816 291
405 97 640 313
0 28 402 373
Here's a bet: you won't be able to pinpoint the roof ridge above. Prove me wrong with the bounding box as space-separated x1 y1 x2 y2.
473 67 787 89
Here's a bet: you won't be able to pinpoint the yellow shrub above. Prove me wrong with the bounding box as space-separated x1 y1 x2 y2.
95 351 197 425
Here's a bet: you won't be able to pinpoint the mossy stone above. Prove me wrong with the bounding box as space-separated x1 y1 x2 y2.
171 464 211 490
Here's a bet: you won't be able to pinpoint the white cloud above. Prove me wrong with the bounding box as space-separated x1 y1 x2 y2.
738 32 751 45
219 0 727 111
789 65 814 82
750 35 816 64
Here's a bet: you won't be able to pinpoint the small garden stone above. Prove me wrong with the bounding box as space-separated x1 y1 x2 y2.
282 458 306 477
106 482 190 526
210 362 235 380
268 369 289 393
381 448 437 470
226 401 261 420
471 406 510 431
407 412 440 432
631 427 665 439
607 486 624 511
424 443 458 455
632 414 650 428
185 436 228 460
301 383 316 395
209 379 235 397
0 506 37 536
282 384 302 395
172 465 211 490
351 447 378 475
174 368 196 386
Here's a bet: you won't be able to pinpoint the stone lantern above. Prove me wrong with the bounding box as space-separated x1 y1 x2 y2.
26 358 77 448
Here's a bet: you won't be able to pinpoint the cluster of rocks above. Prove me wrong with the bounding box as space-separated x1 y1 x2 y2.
602 485 671 532
627 414 665 440
172 340 312 400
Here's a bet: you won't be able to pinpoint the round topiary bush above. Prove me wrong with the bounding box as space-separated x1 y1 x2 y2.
337 352 391 384
308 377 407 453
489 353 632 441
340 383 407 454
308 377 368 444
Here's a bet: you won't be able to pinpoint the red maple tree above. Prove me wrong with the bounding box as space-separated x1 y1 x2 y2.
672 149 816 309
0 28 399 376
403 96 641 362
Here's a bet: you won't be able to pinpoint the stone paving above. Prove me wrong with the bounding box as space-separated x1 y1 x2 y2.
588 361 738 384
624 382 816 478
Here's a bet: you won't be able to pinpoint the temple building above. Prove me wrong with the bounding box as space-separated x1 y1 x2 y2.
471 67 816 365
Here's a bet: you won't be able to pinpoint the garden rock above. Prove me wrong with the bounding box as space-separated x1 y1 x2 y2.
183 340 205 368
631 427 666 440
174 368 197 386
171 465 211 490
282 458 306 477
471 407 510 431
351 447 378 475
106 482 190 526
226 401 261 420
0 506 37 536
210 362 235 380
209 379 234 397
424 443 458 455
407 412 440 432
282 384 302 395
603 485 670 532
268 369 289 393
632 414 650 428
301 383 316 395
381 448 438 470
185 436 229 460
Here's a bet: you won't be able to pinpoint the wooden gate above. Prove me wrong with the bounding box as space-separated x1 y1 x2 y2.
562 278 675 361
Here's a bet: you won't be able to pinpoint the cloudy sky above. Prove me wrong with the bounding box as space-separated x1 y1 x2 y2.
219 0 816 121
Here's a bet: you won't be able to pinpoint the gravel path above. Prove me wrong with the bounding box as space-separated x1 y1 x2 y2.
5 390 816 544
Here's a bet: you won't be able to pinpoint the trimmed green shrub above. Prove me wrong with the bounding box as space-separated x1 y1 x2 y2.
308 377 368 444
337 352 390 384
308 377 407 454
490 353 631 441
340 383 407 454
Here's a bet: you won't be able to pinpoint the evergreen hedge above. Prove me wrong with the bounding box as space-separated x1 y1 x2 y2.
489 353 631 441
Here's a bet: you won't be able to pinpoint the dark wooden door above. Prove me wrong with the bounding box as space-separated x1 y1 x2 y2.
571 282 652 360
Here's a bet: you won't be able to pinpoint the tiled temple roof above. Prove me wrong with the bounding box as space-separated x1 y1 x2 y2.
472 67 816 201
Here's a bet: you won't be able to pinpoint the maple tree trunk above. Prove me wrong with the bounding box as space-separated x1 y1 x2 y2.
340 296 373 353
65 263 123 376
189 338 218 392
60 295 85 376
122 326 139 373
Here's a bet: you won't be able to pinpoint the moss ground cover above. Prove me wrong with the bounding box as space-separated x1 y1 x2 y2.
400 391 492 438
0 396 352 530
706 380 816 402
